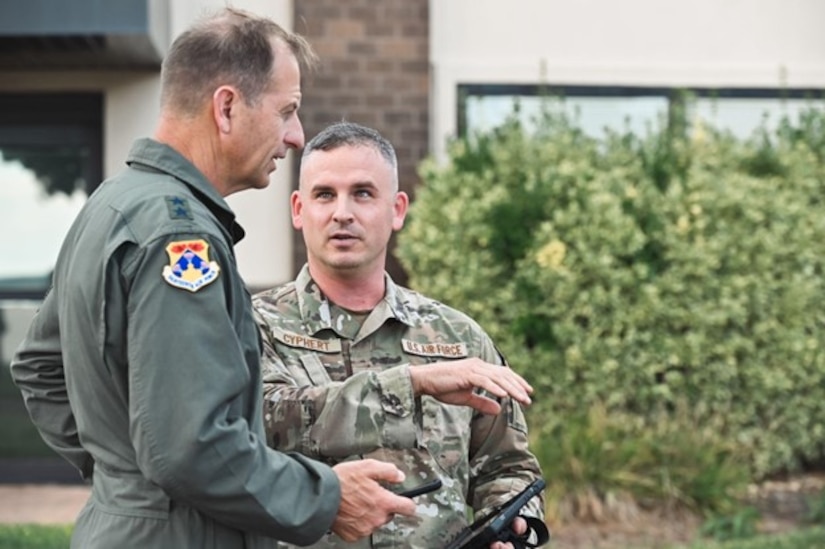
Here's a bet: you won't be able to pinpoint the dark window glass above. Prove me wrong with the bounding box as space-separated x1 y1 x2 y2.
0 93 102 300
0 94 101 481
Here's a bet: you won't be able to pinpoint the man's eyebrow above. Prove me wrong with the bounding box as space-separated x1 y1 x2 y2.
309 183 334 193
308 180 377 193
351 180 377 189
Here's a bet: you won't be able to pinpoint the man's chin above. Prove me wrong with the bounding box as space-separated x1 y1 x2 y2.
330 260 361 271
324 256 365 274
250 176 272 190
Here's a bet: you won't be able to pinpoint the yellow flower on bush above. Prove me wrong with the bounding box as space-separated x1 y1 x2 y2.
536 239 567 269
692 117 706 145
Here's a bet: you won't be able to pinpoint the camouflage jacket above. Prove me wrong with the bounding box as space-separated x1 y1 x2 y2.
252 265 544 548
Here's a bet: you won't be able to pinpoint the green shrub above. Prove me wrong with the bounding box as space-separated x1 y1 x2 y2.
535 401 748 522
397 99 825 480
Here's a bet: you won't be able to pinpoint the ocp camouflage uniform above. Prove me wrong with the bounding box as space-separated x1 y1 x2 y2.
252 264 545 549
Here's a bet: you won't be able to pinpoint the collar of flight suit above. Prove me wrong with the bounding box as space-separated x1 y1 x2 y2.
125 138 246 244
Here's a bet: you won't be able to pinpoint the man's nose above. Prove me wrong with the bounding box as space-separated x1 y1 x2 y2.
285 115 305 150
333 198 354 222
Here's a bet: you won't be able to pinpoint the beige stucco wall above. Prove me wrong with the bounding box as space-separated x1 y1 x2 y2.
430 0 825 160
0 0 297 289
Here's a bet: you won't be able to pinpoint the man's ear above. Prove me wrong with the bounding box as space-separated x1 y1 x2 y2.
213 86 237 134
393 191 409 231
290 190 303 230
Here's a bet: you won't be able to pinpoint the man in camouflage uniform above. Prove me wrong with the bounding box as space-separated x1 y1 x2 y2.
253 121 545 548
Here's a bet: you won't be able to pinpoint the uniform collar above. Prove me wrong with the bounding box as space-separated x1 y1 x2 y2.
126 138 246 244
294 264 415 340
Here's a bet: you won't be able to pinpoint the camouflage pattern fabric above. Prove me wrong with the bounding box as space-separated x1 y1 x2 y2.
253 264 545 548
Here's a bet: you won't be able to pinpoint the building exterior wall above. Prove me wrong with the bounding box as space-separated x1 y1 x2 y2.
0 0 297 291
430 0 825 160
3 0 825 479
293 0 430 283
4 1 825 291
3 0 823 342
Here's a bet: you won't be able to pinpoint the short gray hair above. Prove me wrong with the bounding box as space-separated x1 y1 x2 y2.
161 7 317 116
302 121 398 185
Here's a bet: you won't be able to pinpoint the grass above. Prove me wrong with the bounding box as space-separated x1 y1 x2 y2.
0 525 72 549
0 524 823 549
671 525 825 549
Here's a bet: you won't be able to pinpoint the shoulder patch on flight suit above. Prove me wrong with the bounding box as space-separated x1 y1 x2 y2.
165 196 193 220
271 328 341 353
162 239 220 292
401 339 468 358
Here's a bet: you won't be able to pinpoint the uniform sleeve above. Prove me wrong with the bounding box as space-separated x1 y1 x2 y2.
10 288 94 479
255 313 418 459
126 234 339 544
467 339 545 521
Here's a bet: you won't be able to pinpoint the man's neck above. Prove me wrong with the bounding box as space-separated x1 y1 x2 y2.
308 264 386 312
154 114 227 196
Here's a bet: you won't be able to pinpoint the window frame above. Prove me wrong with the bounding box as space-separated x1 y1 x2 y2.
457 83 825 138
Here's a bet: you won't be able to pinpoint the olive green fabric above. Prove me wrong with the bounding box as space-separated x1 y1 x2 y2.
11 139 340 548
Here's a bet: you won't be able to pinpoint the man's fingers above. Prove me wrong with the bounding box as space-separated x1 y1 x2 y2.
492 368 533 404
330 459 417 540
359 458 406 483
487 366 534 397
411 359 534 406
383 490 417 517
470 370 532 406
466 393 502 415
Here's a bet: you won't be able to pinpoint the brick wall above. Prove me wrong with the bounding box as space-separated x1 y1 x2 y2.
293 0 430 283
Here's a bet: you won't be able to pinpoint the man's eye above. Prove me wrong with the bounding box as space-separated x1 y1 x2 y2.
355 189 372 198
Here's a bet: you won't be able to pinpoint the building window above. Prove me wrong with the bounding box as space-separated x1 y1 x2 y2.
0 93 102 300
0 93 101 479
459 84 825 140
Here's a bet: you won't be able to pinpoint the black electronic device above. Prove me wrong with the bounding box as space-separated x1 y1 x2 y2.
445 478 549 549
392 477 443 498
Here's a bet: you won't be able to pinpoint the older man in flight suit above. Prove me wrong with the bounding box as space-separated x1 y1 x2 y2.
10 11 416 549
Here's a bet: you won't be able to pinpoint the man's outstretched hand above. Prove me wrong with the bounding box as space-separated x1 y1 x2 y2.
409 358 533 415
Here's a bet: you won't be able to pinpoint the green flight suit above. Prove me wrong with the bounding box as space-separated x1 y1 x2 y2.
11 139 340 548
253 265 545 549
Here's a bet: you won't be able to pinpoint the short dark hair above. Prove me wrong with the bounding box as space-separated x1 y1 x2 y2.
160 7 317 116
302 121 398 179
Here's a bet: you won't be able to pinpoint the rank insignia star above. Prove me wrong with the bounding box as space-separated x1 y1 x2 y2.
165 196 193 220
